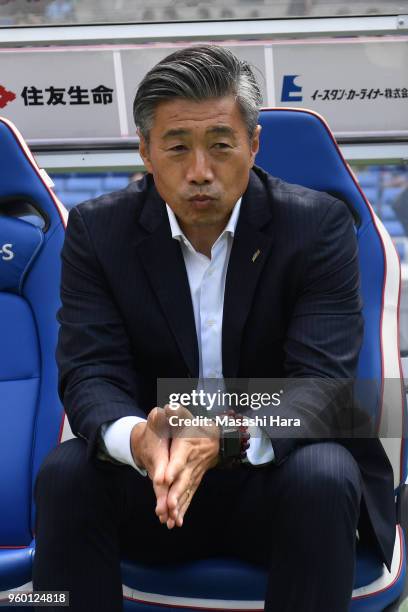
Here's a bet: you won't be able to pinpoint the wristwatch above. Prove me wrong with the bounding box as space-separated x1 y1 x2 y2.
217 410 250 467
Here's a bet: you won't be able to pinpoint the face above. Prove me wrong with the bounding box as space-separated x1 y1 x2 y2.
139 95 260 234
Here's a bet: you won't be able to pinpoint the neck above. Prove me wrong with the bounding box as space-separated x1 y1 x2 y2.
180 222 226 258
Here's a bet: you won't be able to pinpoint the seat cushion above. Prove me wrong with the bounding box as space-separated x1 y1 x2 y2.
0 295 40 545
0 544 34 591
121 543 383 602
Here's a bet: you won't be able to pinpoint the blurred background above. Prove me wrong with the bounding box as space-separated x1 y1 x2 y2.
0 0 407 26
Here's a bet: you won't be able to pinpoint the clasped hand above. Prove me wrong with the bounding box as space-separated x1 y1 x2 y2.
130 405 220 529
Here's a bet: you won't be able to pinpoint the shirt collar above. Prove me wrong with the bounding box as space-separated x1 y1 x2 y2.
166 197 242 243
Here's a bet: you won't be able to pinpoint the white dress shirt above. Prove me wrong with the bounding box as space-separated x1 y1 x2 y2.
101 199 274 473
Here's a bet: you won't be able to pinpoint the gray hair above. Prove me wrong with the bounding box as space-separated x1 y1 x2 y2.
133 45 263 142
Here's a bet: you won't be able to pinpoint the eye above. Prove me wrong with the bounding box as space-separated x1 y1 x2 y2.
168 144 187 152
213 142 231 150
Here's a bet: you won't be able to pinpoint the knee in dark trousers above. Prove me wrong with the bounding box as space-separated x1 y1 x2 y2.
281 442 362 511
33 438 129 612
264 443 362 612
34 438 124 531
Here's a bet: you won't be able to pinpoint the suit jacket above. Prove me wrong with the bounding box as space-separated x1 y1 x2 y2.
56 165 396 569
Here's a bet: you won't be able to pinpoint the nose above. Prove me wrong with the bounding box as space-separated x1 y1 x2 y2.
185 149 214 185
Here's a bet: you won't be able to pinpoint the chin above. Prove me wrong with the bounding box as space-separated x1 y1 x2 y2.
191 213 223 225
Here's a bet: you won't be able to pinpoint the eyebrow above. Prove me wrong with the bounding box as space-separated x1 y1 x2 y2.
207 126 236 137
162 125 236 139
162 129 189 139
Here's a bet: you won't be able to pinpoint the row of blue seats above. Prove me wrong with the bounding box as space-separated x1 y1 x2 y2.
51 173 408 241
57 183 403 207
52 171 405 205
55 170 381 191
356 168 404 188
52 174 131 207
360 185 405 207
52 173 131 191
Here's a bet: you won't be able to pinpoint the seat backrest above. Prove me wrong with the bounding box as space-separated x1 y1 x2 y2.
257 108 406 489
0 117 67 546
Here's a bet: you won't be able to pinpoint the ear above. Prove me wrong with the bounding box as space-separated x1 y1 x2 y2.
249 124 261 167
138 130 153 174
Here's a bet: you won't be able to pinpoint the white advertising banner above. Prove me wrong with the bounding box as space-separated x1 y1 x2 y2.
273 38 408 136
0 38 406 145
0 48 120 141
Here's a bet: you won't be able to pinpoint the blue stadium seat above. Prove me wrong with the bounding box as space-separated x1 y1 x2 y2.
120 110 407 611
0 118 66 602
0 111 405 612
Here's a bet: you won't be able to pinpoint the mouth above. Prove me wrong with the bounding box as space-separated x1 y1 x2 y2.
188 195 215 209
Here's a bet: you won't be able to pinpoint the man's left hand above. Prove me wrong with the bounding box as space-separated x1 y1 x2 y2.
161 404 220 529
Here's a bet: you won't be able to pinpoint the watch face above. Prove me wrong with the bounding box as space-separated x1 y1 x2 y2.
222 428 242 460
223 426 239 435
218 412 249 467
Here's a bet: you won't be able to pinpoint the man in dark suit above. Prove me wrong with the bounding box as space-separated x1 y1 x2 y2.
33 45 396 612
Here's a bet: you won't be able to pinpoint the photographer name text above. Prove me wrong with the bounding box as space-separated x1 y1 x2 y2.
168 415 301 428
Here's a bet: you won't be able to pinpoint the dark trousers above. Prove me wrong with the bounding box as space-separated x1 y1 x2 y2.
33 439 363 612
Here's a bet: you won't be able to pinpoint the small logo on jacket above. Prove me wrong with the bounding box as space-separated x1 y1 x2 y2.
0 244 14 261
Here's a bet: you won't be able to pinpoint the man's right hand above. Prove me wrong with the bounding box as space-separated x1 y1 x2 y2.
130 407 171 524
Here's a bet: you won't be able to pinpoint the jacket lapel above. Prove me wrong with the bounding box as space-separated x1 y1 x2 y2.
135 182 199 377
222 169 275 377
